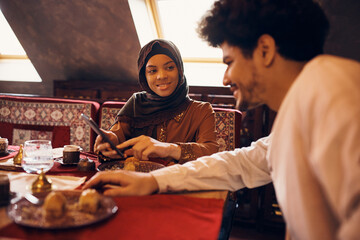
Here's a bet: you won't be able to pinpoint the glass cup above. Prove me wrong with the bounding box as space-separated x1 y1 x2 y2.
22 140 54 174
22 140 54 193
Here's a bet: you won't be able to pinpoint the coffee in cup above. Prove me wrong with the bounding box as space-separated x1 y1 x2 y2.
0 138 8 156
63 145 81 164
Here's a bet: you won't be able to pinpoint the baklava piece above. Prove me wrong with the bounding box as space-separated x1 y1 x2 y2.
79 189 101 213
43 191 67 219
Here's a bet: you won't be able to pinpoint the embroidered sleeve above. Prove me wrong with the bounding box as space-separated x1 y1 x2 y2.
176 143 197 164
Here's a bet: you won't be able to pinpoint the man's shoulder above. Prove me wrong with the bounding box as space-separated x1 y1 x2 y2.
307 55 360 72
291 54 360 114
299 54 360 87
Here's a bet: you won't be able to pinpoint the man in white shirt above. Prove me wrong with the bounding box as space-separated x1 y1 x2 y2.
84 0 360 239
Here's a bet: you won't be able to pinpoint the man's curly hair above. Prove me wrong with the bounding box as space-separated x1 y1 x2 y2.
197 0 329 61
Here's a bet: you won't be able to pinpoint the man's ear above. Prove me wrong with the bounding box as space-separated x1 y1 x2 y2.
257 34 276 67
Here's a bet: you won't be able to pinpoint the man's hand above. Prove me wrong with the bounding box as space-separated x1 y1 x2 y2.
82 170 159 197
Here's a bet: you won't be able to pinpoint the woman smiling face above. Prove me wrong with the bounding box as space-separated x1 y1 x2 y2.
145 54 179 97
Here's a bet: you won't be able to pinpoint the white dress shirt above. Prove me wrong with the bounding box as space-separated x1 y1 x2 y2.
151 55 360 240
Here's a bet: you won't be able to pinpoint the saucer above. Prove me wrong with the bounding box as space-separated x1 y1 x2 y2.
55 157 84 166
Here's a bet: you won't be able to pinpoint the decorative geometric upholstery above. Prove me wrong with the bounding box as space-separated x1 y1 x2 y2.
213 107 242 151
0 95 100 152
99 101 126 129
99 101 242 152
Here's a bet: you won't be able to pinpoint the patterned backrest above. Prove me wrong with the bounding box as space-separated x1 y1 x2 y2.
0 95 100 152
213 107 242 151
99 101 126 129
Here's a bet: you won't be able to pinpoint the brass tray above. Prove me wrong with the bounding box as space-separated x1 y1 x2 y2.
97 160 164 172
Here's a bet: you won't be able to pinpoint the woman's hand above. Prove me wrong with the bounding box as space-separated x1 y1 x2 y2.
94 130 120 158
116 135 181 161
82 170 159 197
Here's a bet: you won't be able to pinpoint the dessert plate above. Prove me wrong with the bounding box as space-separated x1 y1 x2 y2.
7 190 118 229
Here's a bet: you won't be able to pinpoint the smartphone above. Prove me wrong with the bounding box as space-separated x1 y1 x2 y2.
81 113 124 158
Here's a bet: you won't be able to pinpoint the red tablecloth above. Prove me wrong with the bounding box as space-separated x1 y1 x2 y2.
1 147 226 239
0 194 225 240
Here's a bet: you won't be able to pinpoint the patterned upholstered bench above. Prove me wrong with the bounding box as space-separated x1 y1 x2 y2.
99 101 126 129
213 107 242 151
0 95 100 152
99 101 242 152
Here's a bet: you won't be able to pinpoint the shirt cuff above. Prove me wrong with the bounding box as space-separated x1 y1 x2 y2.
150 164 185 193
176 143 196 164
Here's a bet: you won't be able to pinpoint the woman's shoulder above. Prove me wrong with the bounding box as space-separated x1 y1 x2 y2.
189 100 213 109
186 100 214 115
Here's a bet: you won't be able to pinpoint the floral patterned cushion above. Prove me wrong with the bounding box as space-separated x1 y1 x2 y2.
99 102 126 130
0 95 100 152
214 108 242 151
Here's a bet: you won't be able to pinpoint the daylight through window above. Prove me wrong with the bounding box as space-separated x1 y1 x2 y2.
129 0 227 87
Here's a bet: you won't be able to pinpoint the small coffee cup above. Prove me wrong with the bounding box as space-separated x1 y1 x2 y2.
0 138 8 156
63 145 81 164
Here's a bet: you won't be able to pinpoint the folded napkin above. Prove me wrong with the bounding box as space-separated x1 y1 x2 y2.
0 171 86 196
0 158 22 171
52 147 64 158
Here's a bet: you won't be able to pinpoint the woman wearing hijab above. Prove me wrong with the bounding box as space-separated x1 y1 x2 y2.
95 39 219 165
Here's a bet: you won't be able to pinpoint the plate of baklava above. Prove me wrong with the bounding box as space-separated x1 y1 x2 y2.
7 190 118 229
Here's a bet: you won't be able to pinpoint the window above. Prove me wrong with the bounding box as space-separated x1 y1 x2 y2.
0 9 41 82
128 0 226 87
